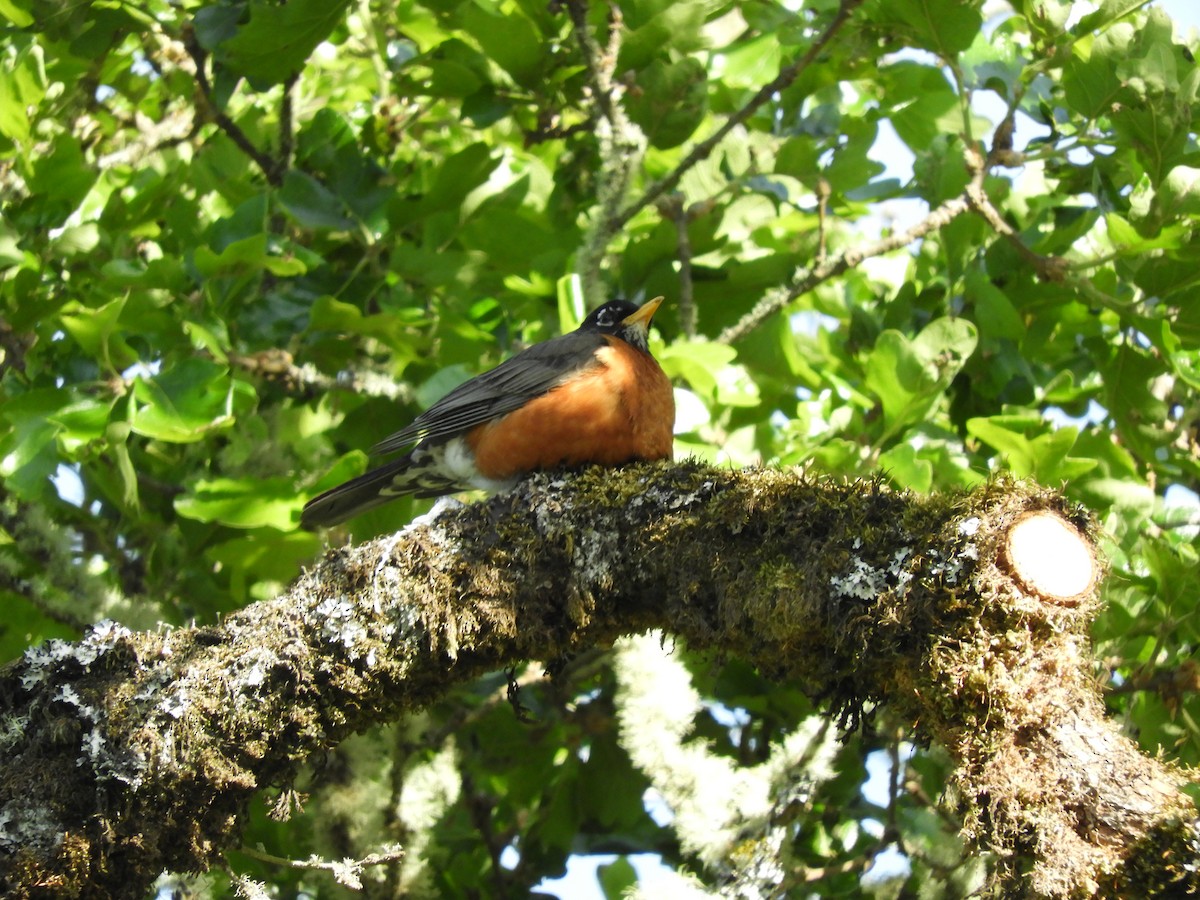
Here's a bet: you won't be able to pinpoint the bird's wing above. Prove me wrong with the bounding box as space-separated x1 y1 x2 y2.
299 455 453 529
370 330 608 456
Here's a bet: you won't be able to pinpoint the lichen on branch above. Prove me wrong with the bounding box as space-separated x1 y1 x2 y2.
0 463 1194 898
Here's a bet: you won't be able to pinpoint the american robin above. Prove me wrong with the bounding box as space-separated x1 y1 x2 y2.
300 297 674 529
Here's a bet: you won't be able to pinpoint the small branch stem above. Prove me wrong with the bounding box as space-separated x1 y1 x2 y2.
615 0 865 230
275 73 298 182
718 176 975 345
183 29 286 187
566 0 642 307
661 194 697 337
816 177 831 265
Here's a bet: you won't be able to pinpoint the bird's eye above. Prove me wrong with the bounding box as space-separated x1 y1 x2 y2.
597 310 613 326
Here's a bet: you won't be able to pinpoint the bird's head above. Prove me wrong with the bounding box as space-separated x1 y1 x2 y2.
579 296 664 352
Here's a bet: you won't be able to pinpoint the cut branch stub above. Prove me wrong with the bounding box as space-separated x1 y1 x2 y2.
1001 510 1098 606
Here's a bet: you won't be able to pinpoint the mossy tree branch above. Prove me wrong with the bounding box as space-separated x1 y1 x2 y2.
0 462 1195 898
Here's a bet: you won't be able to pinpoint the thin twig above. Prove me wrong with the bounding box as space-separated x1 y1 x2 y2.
615 0 866 230
564 0 619 128
462 770 517 896
717 176 977 345
566 0 643 306
1106 660 1200 701
964 174 1069 283
356 0 393 98
718 120 1132 345
660 194 697 337
886 734 903 836
797 853 880 883
95 109 201 170
235 843 404 886
275 73 299 182
183 27 285 187
815 177 831 265
965 141 1139 311
227 350 418 404
524 116 592 147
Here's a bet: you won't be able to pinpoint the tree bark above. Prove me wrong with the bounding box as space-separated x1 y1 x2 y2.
0 462 1194 898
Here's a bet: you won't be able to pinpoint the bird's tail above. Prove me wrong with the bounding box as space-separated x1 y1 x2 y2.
300 454 455 529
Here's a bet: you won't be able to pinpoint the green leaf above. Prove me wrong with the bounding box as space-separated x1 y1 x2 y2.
0 218 25 269
220 0 352 86
205 531 323 602
427 142 498 211
48 399 112 453
66 6 137 59
106 420 139 508
0 0 33 27
26 134 98 226
827 124 887 195
714 362 762 408
598 857 639 899
307 450 369 494
864 318 978 439
458 4 542 88
557 274 587 332
885 63 963 154
130 359 251 443
58 297 136 372
624 57 708 149
966 416 1096 482
966 270 1024 340
0 67 30 143
1157 166 1200 218
1104 213 1187 254
194 234 270 277
869 0 983 55
1062 24 1132 118
308 296 421 355
775 136 820 180
426 57 484 98
879 442 934 492
1113 7 1177 97
898 805 965 868
659 340 760 406
1104 343 1171 458
52 223 100 257
277 171 357 231
0 389 69 489
461 209 563 270
1071 0 1144 33
419 39 490 98
193 233 307 278
1079 477 1155 516
192 5 243 50
183 321 231 362
578 734 648 830
719 32 783 88
176 475 302 529
965 416 1036 475
619 0 708 70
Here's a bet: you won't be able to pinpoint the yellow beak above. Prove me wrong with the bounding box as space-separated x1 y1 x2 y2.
622 296 664 329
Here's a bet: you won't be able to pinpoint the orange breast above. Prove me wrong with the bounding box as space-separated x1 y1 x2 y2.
466 339 675 480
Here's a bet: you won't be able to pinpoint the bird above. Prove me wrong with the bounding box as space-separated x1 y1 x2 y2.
300 297 675 529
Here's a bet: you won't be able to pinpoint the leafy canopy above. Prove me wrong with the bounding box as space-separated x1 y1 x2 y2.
2 0 1199 895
